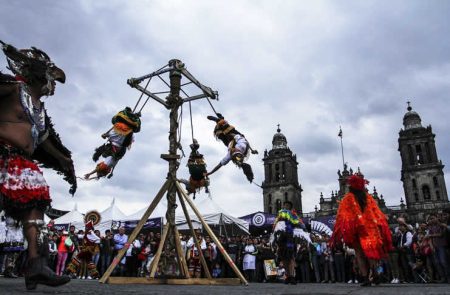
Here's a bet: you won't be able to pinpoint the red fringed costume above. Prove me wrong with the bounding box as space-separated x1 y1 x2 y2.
331 175 392 260
331 191 392 260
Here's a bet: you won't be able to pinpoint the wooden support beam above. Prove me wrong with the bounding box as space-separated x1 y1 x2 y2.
177 190 212 279
173 226 190 278
99 180 171 283
149 223 170 277
175 181 248 285
107 277 242 285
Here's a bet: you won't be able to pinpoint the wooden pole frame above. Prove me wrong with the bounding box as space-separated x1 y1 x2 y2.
101 60 246 286
177 190 212 279
175 181 248 285
99 180 171 283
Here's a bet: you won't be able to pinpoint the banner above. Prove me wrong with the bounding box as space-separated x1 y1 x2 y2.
112 217 163 230
53 224 69 231
240 212 277 227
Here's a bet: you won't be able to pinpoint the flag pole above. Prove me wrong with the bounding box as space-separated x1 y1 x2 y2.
339 126 345 170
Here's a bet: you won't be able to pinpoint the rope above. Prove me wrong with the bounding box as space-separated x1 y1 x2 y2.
177 104 185 158
205 97 219 116
252 182 263 189
189 101 194 142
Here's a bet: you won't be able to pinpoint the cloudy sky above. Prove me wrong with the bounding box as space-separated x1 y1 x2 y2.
1 1 449 218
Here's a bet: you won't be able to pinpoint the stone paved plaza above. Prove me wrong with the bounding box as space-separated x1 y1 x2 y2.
1 279 449 295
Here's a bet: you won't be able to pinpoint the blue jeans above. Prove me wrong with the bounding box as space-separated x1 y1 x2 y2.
434 246 449 281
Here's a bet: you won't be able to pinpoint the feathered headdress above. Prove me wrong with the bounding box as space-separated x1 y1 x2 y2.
347 174 369 191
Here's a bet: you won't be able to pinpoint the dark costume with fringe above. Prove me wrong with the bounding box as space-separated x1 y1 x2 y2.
0 40 75 290
0 46 76 219
207 114 257 182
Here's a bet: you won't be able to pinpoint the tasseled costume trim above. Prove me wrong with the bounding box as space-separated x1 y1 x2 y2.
32 113 77 195
331 192 392 260
275 209 303 227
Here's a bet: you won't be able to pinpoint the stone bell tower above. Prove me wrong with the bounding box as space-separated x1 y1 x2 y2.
398 102 448 211
262 125 303 214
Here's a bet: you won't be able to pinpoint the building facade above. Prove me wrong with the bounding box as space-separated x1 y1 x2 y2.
313 103 449 224
262 126 303 214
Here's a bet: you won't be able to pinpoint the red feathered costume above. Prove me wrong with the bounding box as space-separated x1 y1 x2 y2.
331 174 392 285
332 191 392 259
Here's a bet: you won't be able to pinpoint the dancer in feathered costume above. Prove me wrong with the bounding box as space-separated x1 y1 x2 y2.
271 201 305 285
205 114 257 182
179 139 210 199
0 41 76 290
66 220 100 279
84 107 141 180
330 173 392 286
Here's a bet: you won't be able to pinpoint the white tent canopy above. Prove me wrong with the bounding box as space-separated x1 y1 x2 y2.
100 198 127 221
125 195 249 234
54 204 84 225
175 212 249 234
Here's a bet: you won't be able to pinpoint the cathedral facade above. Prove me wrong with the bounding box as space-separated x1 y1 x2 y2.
263 104 449 223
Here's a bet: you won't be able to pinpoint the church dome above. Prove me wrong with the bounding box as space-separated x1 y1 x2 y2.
272 125 288 149
403 102 422 130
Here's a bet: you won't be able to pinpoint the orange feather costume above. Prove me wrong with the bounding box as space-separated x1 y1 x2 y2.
331 177 392 260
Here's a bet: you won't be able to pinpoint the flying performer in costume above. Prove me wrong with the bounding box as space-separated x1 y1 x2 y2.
0 41 76 290
179 139 210 199
84 107 141 180
205 114 257 183
330 173 392 286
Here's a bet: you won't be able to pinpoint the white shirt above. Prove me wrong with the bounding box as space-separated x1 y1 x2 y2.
220 134 248 165
400 231 413 248
187 237 206 254
243 244 256 270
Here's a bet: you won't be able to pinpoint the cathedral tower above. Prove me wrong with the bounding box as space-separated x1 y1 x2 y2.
398 102 448 210
262 126 303 214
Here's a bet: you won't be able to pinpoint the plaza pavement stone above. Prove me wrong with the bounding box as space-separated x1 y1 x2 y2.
0 279 449 295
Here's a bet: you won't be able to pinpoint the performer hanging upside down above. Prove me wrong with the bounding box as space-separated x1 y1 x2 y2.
179 139 210 199
205 114 257 182
330 173 392 286
84 107 141 180
0 41 76 290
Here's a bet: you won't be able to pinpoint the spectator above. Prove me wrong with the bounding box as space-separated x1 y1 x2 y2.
100 229 114 276
212 262 222 278
242 238 257 282
427 213 449 283
56 231 71 276
113 227 128 276
333 241 345 283
397 223 414 283
93 230 101 270
388 228 401 284
48 234 58 271
276 261 286 283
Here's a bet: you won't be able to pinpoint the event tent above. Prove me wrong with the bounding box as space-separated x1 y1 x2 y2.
53 204 84 225
99 198 127 221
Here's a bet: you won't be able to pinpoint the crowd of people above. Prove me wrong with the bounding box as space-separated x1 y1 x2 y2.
1 211 448 284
